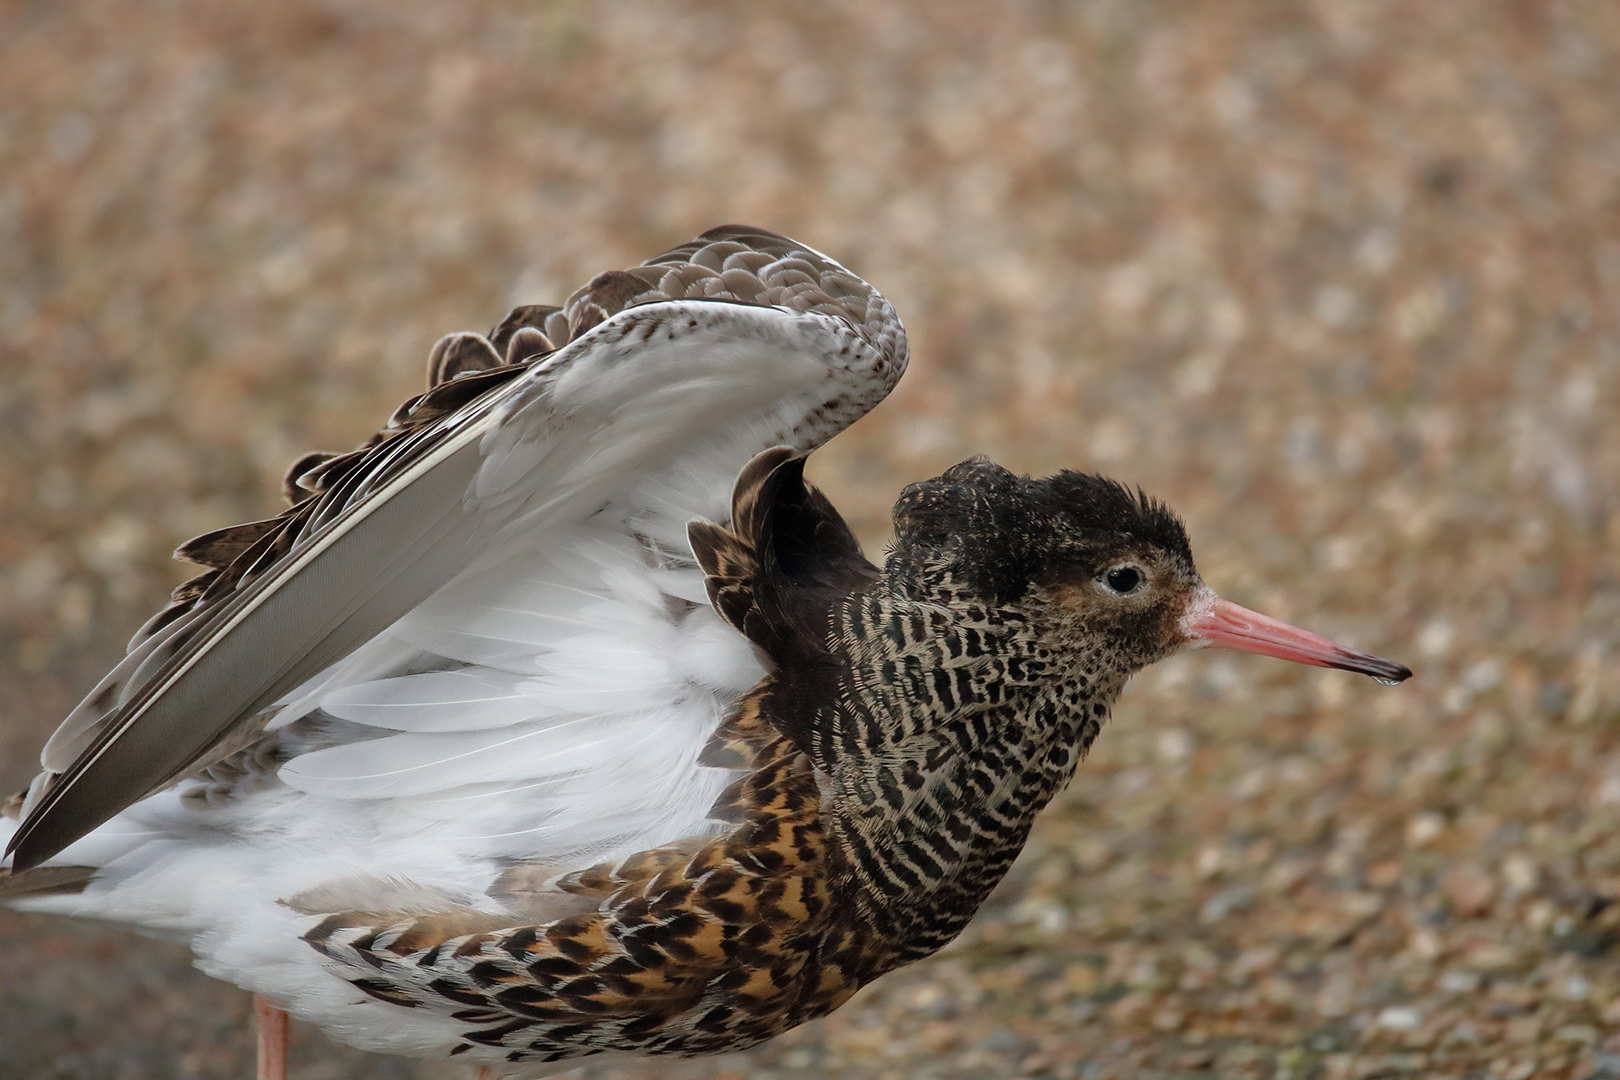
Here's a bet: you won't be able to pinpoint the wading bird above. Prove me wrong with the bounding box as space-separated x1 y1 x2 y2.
1 226 1409 1078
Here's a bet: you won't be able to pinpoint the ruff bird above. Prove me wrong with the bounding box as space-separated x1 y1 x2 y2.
1 226 1409 1078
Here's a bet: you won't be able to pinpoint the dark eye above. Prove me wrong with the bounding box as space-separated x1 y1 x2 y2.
1104 565 1144 594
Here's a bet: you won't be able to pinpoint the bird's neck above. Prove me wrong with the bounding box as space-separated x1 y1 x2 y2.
813 577 1122 974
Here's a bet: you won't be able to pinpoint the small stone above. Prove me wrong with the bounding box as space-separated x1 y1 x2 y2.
1074 836 1114 872
1501 853 1539 895
1061 962 1100 997
1406 927 1442 960
1365 859 1401 889
1008 896 1069 935
1590 1051 1620 1079
1313 284 1360 328
1105 991 1152 1022
1441 862 1496 917
1504 1014 1542 1044
1443 1021 1482 1045
1200 885 1255 924
1156 728 1194 765
1375 1006 1422 1032
1150 1005 1184 1031
1340 891 1385 920
1417 618 1455 659
1438 970 1482 994
1316 974 1356 1018
1406 813 1446 847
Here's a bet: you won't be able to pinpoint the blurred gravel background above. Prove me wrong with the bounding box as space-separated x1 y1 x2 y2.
1 2 1617 1078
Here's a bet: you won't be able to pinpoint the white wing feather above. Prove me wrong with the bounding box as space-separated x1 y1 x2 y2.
1 229 906 1064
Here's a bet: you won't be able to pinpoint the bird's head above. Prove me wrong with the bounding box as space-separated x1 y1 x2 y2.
890 457 1411 683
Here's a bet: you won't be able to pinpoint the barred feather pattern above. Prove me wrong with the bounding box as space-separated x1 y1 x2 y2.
301 560 1132 1065
301 700 856 1064
813 570 1126 964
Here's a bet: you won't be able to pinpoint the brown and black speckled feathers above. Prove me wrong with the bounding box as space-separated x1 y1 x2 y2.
290 455 1219 1068
300 698 857 1065
689 447 878 667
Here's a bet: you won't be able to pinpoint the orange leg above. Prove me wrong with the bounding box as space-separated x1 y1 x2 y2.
254 994 290 1080
475 1069 495 1080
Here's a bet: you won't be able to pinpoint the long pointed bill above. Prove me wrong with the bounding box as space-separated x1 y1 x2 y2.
1182 590 1412 683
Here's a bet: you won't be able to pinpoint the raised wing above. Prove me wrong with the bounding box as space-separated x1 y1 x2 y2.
7 225 907 872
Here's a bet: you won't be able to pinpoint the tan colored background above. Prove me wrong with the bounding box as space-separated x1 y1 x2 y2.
1 2 1617 1077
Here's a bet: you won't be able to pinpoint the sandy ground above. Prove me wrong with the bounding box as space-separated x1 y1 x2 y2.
0 1 1617 1077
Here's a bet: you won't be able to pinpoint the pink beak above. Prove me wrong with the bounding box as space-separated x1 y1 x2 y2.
1182 590 1411 683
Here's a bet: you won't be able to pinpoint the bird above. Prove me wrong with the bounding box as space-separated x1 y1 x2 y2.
0 225 1411 1079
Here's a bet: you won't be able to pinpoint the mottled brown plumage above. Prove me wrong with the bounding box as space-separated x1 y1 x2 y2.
3 225 1408 1079
293 448 1407 1068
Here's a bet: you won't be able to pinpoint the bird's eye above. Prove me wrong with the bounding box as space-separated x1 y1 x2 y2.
1103 565 1144 594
